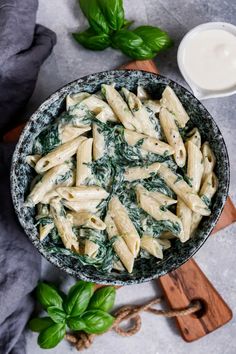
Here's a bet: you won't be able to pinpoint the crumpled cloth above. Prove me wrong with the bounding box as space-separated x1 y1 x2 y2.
0 1 56 353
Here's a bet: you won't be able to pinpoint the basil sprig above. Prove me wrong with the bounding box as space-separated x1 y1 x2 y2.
112 29 155 60
29 281 116 349
73 29 111 51
73 0 173 60
79 0 110 34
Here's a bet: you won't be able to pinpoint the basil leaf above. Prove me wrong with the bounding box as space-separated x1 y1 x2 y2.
79 0 110 34
112 29 142 48
36 282 63 310
73 28 111 51
47 282 67 301
67 317 86 331
82 310 114 334
38 323 66 349
47 306 66 324
122 19 134 29
112 29 155 59
98 0 124 30
64 281 94 317
28 317 54 332
88 286 116 312
133 26 173 52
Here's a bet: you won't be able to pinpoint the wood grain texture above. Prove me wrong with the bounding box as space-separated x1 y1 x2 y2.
4 59 234 341
120 59 159 74
160 259 233 341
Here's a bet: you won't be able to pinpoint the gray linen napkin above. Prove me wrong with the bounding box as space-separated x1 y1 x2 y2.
0 1 56 353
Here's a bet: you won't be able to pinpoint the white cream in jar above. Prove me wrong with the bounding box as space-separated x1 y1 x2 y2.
178 23 236 99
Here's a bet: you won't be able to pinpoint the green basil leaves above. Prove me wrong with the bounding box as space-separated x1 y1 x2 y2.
72 29 111 51
28 317 54 332
88 286 116 312
133 26 174 52
79 0 110 34
47 306 67 323
36 282 63 310
64 281 94 317
73 0 173 60
29 281 116 349
81 310 115 334
98 0 124 31
38 323 66 349
112 29 155 59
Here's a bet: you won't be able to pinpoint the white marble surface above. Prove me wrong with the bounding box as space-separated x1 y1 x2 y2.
26 1 236 353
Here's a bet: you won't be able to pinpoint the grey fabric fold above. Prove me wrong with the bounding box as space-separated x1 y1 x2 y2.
0 0 57 135
0 0 57 353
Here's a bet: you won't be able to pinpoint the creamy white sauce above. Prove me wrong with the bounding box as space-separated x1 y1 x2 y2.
182 29 236 91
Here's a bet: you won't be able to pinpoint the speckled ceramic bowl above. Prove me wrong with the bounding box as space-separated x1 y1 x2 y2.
11 70 229 285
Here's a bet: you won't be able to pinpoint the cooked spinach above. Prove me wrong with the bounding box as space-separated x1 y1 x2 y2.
34 124 61 155
201 194 211 207
34 86 194 274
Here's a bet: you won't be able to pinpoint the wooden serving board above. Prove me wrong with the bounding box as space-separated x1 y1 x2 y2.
5 59 235 342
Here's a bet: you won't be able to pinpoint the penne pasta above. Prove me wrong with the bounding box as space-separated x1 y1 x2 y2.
59 125 91 144
158 238 171 249
101 84 141 131
160 86 190 128
66 92 90 109
176 197 192 242
159 107 186 167
201 142 216 183
36 204 54 241
123 129 174 156
35 136 86 173
82 95 118 122
26 83 218 274
26 154 41 169
92 123 106 160
105 212 134 273
136 184 176 207
40 169 75 204
69 211 106 230
108 196 140 257
41 190 59 204
191 173 218 236
62 199 102 213
143 100 161 114
186 128 201 148
140 235 163 259
186 140 204 192
39 222 54 241
76 138 93 185
112 260 125 272
160 231 176 240
26 163 72 207
124 162 160 182
122 88 158 138
200 172 218 203
136 187 184 239
84 240 99 258
137 86 150 100
190 212 202 235
156 162 211 216
50 197 79 252
56 186 109 201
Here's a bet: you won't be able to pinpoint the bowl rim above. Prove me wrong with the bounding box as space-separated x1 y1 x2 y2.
11 69 230 285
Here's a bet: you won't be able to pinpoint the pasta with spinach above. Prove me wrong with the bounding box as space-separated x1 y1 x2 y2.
26 84 218 274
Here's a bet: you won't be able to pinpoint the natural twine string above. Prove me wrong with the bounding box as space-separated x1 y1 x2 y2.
65 297 201 351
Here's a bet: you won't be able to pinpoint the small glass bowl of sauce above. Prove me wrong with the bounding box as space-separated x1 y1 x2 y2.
177 22 236 99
